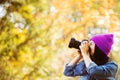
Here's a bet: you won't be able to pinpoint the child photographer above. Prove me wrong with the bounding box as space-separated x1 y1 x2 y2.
64 34 118 80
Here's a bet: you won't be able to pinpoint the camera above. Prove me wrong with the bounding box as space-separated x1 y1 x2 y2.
68 38 91 53
68 38 88 49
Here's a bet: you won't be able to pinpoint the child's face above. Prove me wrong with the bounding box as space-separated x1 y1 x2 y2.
89 40 95 56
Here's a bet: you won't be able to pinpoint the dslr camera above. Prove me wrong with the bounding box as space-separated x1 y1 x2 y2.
68 38 91 52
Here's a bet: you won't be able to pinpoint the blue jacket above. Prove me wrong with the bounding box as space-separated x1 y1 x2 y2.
64 61 118 80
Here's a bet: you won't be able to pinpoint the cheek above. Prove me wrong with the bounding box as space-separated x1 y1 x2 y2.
90 45 95 55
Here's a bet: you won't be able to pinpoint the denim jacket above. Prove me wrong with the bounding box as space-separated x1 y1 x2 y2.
64 61 118 80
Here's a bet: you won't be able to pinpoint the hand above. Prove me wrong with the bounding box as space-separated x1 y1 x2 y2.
67 49 83 66
79 41 89 56
77 50 83 58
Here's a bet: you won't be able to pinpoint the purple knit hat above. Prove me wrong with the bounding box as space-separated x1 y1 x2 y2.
90 34 114 56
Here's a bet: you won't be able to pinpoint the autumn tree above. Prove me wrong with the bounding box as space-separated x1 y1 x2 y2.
0 0 120 80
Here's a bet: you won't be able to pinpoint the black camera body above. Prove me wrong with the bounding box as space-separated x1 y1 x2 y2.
68 38 88 49
68 38 81 49
68 38 91 53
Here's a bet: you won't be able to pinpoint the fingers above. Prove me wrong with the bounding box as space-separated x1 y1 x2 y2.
78 50 81 53
81 41 89 46
79 41 89 53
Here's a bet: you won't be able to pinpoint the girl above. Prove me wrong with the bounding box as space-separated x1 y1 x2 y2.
64 34 118 80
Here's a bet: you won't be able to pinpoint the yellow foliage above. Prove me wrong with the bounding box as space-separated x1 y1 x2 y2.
0 0 120 80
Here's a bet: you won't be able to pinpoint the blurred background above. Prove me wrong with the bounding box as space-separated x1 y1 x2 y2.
0 0 120 80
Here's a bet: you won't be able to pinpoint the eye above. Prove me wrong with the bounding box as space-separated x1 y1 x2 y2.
89 42 92 45
90 43 92 45
89 41 93 45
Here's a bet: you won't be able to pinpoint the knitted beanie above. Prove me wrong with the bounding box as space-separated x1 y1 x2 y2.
90 34 114 56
